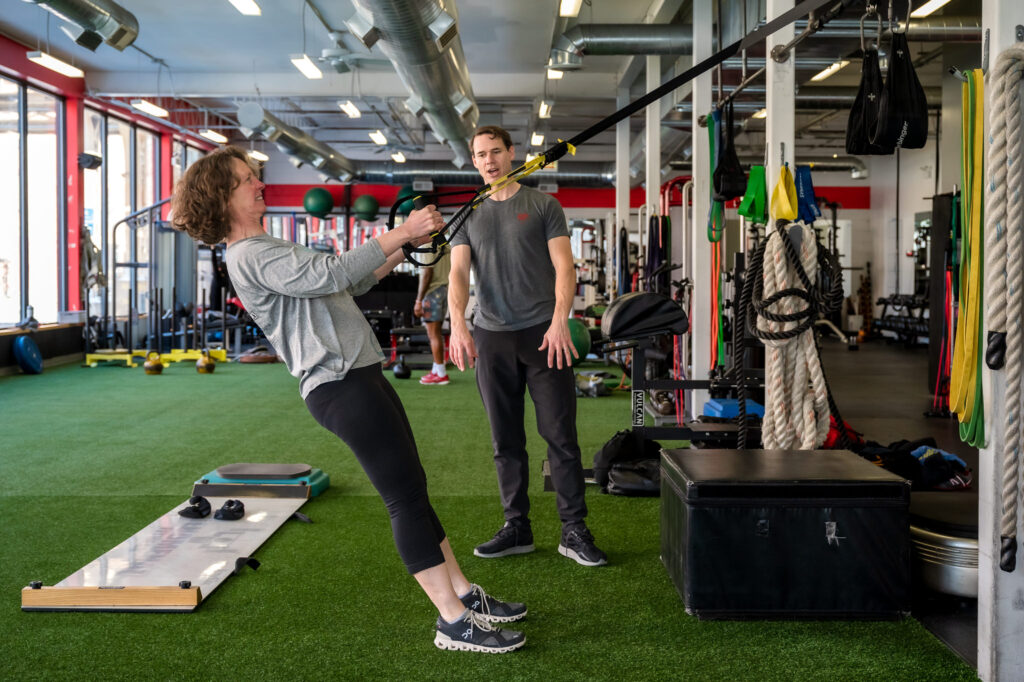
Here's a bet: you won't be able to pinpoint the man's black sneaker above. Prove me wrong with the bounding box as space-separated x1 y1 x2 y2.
434 609 525 653
558 526 608 567
473 522 535 558
461 583 527 623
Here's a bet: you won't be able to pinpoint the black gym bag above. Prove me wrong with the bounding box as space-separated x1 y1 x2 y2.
592 429 663 496
871 31 928 150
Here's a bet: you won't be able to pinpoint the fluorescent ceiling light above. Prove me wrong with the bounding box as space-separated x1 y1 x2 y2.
810 60 850 82
531 132 545 146
228 0 261 15
26 51 83 78
559 0 583 18
248 149 269 162
547 69 564 80
339 100 361 118
369 129 388 145
910 0 951 17
290 54 323 80
131 99 169 118
391 151 406 163
200 129 228 144
538 100 553 119
752 108 767 119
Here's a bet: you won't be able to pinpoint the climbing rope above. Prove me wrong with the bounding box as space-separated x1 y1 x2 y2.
949 68 986 447
746 220 842 449
983 48 1024 571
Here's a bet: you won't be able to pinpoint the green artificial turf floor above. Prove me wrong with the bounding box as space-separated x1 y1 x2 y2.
0 360 976 681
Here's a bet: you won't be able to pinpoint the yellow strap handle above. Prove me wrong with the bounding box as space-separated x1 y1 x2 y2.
770 165 798 222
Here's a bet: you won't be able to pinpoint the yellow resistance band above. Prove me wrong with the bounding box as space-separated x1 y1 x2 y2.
949 68 985 447
770 164 798 222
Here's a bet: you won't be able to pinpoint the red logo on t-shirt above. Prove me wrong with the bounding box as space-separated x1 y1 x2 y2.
517 212 529 221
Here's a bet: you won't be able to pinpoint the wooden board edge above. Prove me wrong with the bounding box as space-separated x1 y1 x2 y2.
21 585 202 610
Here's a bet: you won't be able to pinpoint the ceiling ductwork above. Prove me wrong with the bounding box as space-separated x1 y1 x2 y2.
345 0 478 168
669 156 869 179
549 24 693 71
356 161 614 188
805 17 981 42
237 102 358 183
549 16 979 71
23 0 138 51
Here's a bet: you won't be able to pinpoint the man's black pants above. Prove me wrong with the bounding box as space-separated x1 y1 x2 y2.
474 322 588 530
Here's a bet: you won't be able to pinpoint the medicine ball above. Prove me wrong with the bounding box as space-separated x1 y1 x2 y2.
303 187 334 219
395 185 417 216
567 318 591 367
353 194 380 221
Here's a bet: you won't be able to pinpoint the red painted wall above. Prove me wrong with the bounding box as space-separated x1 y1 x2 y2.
264 182 870 211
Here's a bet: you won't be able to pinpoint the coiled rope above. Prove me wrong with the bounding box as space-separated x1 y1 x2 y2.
745 220 844 449
983 49 1024 571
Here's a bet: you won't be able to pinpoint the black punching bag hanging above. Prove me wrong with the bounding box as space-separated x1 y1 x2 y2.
846 8 893 155
871 11 928 150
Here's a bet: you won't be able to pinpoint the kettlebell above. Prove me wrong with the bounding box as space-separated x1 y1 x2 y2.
392 355 411 379
144 351 163 375
196 349 216 374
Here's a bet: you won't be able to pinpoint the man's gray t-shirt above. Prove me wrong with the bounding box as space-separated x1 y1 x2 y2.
226 233 386 398
450 185 568 331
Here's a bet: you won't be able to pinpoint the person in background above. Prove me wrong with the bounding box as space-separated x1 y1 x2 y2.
172 146 526 653
447 126 607 567
414 244 451 385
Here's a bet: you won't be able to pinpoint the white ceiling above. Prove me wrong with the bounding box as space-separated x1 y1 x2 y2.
0 0 982 174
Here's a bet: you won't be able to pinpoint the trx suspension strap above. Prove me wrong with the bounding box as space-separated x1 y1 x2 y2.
389 0 844 265
983 48 1024 572
949 68 985 448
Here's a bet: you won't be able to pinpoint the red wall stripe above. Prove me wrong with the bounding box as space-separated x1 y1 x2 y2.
265 183 870 211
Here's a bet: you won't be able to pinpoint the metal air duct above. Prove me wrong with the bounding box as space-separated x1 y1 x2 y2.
23 0 138 51
345 0 478 168
356 161 615 188
668 155 869 179
549 24 693 71
237 102 358 183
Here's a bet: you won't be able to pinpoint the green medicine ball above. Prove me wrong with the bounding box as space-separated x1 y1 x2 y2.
567 317 591 367
353 194 380 221
395 185 417 216
303 187 334 219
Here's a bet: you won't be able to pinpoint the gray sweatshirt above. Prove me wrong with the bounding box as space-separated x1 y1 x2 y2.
225 233 386 398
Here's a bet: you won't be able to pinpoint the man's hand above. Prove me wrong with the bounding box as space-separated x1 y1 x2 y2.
449 325 477 371
539 317 578 369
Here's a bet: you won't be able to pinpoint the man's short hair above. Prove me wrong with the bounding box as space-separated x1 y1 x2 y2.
472 125 513 150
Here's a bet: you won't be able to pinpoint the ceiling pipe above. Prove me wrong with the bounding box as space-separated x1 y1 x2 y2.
237 102 358 183
344 0 478 168
549 24 693 71
356 161 615 187
550 16 979 71
669 156 868 179
23 0 138 51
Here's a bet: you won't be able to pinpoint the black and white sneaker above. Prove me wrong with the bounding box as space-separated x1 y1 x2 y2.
473 522 535 558
434 609 525 653
461 583 527 623
558 526 608 567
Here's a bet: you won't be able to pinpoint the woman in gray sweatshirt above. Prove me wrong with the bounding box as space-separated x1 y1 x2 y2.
171 146 525 653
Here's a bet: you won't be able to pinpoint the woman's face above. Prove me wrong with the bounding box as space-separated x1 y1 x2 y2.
227 157 266 225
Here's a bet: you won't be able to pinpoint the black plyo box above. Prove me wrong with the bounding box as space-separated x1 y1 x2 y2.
661 449 911 619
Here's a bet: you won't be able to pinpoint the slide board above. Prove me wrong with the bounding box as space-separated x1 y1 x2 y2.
22 496 306 612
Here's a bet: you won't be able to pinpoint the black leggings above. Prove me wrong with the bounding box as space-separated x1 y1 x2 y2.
304 363 446 574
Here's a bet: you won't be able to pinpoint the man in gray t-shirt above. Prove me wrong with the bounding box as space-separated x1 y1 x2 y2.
448 125 607 567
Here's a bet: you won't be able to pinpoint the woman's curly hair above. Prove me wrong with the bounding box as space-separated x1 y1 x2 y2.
171 146 260 245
